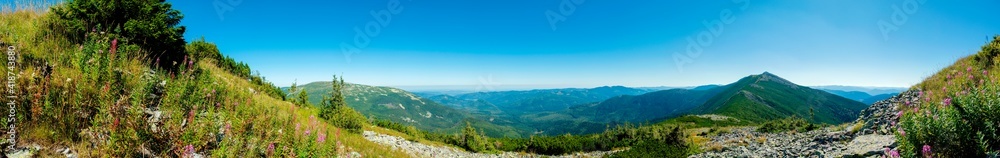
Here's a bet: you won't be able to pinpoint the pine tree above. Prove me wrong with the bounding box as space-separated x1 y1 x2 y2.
297 89 311 107
319 75 365 132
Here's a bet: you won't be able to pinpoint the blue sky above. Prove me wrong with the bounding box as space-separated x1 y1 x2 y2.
165 0 1000 90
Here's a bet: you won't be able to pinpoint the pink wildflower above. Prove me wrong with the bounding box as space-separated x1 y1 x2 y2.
184 145 195 156
295 123 301 133
899 128 906 137
985 70 989 76
266 143 275 156
318 131 326 143
110 38 118 57
922 145 932 158
897 111 904 117
944 98 952 106
890 149 900 158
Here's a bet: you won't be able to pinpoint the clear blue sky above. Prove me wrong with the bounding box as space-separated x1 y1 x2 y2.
164 0 1000 89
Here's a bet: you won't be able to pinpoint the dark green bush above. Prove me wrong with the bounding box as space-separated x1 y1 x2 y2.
48 0 187 69
974 35 1000 68
461 122 495 152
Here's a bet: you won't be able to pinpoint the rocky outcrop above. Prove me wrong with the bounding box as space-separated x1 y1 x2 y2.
691 90 920 158
853 89 919 135
689 127 894 158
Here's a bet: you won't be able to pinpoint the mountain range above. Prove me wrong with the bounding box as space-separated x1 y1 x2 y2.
287 72 870 137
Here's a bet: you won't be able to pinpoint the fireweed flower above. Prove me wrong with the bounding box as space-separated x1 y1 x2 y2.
266 143 275 156
944 98 952 106
110 38 118 57
185 145 195 156
890 149 900 158
318 131 326 143
922 145 932 157
295 123 301 133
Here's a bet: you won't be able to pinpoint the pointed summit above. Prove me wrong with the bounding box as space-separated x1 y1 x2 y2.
754 71 796 88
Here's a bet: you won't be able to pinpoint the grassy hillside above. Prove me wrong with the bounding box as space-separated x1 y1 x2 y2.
692 72 868 124
0 2 407 157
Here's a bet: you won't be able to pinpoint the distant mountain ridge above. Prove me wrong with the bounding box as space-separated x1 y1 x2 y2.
445 86 656 114
288 72 870 137
812 85 906 97
521 72 869 135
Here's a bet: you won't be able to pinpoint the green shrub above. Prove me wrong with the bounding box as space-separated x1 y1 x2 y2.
372 118 422 138
461 122 495 152
974 35 1000 68
48 0 187 69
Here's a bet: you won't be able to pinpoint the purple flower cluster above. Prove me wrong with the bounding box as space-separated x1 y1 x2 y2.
922 144 933 158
